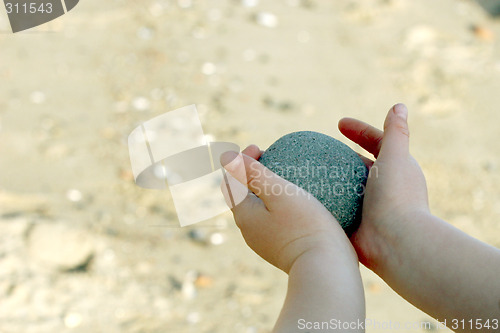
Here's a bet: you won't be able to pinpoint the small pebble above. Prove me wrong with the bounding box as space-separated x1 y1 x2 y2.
132 97 151 112
404 25 437 51
254 12 278 28
195 274 214 288
187 228 208 244
182 270 198 300
66 189 83 203
471 25 494 41
27 223 94 271
209 232 225 245
201 62 217 76
64 312 83 328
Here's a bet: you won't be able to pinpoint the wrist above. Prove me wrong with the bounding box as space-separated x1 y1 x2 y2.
353 207 433 274
275 234 365 333
285 231 358 275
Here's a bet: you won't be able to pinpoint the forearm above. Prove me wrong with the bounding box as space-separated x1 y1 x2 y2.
274 246 365 333
371 210 500 331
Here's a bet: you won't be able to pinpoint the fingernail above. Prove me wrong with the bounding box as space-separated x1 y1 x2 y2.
220 151 240 171
393 103 408 121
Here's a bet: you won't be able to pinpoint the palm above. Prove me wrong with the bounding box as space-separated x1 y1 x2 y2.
338 116 429 266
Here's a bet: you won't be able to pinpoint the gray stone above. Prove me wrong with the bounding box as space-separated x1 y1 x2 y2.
258 131 368 235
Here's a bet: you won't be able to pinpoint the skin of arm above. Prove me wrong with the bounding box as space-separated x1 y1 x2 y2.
338 103 500 331
220 147 365 333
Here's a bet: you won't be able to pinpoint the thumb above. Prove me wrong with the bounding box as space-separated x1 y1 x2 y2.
378 103 410 159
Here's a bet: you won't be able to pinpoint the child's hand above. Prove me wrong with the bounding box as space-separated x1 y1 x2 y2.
338 103 429 269
220 146 357 273
339 104 500 329
221 146 365 332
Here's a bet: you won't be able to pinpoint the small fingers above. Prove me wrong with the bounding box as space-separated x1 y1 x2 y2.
220 172 268 225
221 145 264 212
241 144 264 160
338 118 384 158
220 151 290 210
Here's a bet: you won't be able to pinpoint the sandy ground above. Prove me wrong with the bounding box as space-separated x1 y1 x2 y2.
1 0 500 332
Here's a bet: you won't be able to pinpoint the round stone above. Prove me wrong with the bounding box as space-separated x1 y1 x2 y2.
27 223 94 271
258 131 368 235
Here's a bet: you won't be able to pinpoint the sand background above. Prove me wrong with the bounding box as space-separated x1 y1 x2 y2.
1 0 500 332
